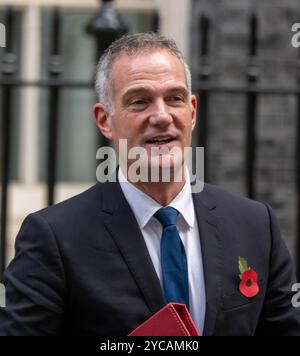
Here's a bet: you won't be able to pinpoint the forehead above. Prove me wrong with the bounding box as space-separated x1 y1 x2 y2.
109 49 187 94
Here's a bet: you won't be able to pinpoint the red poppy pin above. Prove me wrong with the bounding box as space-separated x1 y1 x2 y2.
238 257 259 298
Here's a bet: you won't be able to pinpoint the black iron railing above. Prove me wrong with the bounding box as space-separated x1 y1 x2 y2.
194 14 300 279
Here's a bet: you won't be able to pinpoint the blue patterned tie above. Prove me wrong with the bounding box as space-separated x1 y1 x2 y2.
154 207 189 309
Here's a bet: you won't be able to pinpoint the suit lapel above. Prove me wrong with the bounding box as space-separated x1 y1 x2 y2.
192 189 223 336
101 180 165 315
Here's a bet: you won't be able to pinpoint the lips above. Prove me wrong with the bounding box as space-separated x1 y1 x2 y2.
145 134 176 145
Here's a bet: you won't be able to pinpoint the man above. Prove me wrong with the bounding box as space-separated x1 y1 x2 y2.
0 33 300 336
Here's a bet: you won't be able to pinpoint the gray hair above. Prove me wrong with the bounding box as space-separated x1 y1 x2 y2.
95 32 192 112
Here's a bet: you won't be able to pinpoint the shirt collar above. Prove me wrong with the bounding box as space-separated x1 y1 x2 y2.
118 167 195 230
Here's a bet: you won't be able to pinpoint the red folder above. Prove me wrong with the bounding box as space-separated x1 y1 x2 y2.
128 303 201 336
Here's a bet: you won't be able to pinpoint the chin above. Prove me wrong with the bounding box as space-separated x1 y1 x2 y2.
148 155 185 183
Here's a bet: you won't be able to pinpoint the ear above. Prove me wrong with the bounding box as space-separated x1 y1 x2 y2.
190 94 197 131
93 103 113 140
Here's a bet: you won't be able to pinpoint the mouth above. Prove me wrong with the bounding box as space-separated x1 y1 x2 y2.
145 136 176 146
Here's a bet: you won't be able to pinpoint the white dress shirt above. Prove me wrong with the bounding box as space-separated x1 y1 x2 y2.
118 168 206 333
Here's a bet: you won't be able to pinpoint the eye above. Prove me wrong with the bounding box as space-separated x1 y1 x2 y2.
167 96 185 104
128 98 150 111
131 99 147 106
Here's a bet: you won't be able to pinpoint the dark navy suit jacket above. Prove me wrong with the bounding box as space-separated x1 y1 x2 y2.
0 180 300 335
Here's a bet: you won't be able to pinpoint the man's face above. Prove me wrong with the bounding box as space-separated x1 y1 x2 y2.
94 49 197 177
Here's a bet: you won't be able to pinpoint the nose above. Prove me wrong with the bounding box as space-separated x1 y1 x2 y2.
149 99 173 127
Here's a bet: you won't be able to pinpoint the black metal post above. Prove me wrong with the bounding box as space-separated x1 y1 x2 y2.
198 15 211 182
245 14 259 199
296 49 300 279
47 9 63 206
152 9 160 33
0 7 16 280
86 0 128 149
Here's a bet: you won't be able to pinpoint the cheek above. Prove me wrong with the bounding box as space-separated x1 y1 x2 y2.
114 120 143 143
127 116 148 134
181 119 194 132
180 121 194 143
177 108 194 124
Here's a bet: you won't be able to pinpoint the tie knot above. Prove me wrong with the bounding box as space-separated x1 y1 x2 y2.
154 207 179 227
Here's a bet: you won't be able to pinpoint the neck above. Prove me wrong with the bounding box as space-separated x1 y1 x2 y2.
120 165 187 206
132 180 186 206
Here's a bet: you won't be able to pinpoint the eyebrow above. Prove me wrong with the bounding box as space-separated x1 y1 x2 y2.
121 85 189 103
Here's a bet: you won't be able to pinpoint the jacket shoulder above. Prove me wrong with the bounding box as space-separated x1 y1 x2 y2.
197 183 270 225
33 183 105 224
